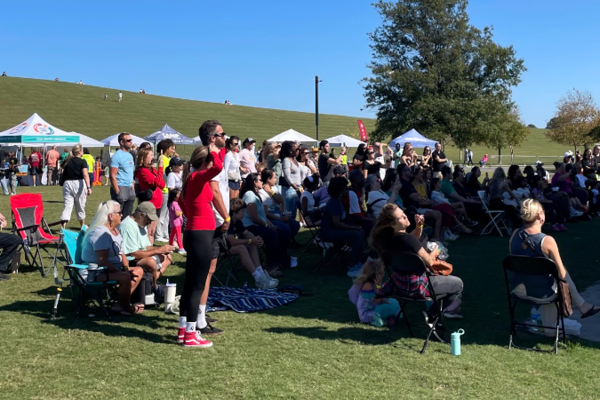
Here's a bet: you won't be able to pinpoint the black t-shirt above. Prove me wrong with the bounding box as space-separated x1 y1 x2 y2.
432 150 446 172
379 227 423 255
453 181 469 199
0 150 8 163
62 157 88 181
399 178 417 208
227 220 246 237
318 153 332 181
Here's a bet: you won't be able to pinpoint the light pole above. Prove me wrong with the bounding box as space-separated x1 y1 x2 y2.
315 75 322 140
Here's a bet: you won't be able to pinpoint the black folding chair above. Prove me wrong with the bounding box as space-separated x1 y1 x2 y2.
213 252 242 287
503 255 567 354
297 204 323 254
382 251 449 354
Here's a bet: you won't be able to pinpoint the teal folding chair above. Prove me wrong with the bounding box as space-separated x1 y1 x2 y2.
59 228 119 321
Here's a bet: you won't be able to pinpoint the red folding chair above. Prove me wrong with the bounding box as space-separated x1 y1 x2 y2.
10 193 62 277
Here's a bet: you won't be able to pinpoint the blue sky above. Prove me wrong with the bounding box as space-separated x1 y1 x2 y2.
2 0 600 128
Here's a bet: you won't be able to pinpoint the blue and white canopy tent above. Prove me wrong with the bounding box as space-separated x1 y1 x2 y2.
0 113 80 147
144 124 195 145
388 128 438 149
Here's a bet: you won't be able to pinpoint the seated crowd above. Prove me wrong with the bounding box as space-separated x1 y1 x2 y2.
14 125 600 348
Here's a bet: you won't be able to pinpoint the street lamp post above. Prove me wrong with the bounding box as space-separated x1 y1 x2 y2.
315 75 322 140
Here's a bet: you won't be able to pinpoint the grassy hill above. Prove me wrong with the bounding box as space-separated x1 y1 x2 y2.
0 77 375 147
0 76 572 165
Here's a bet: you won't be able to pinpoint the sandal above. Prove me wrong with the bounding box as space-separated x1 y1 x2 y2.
581 305 600 319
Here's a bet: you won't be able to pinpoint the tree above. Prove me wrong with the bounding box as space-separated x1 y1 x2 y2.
481 105 529 164
363 0 526 146
527 124 536 128
546 89 599 152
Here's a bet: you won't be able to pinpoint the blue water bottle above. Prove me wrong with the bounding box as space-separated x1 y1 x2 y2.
451 329 465 356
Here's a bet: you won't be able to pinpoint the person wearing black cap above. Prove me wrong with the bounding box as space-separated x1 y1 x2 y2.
166 157 185 191
239 137 257 179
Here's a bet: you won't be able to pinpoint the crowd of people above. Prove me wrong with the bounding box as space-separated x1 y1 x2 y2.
2 122 600 347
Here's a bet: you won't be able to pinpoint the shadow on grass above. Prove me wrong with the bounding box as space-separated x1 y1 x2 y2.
0 299 175 344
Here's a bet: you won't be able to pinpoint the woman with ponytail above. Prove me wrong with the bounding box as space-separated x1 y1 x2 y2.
177 145 222 348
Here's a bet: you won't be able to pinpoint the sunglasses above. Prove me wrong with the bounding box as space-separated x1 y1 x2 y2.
368 151 374 154
213 133 226 138
122 139 133 143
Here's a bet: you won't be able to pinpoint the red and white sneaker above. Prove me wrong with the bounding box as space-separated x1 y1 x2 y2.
183 331 213 348
177 327 185 343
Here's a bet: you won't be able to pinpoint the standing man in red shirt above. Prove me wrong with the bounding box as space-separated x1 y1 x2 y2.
29 148 43 187
45 145 60 185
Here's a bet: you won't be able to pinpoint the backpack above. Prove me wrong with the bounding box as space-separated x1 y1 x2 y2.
366 198 386 218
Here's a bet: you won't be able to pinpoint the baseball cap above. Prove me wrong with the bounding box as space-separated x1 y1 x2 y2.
311 147 319 153
333 166 346 176
169 157 185 167
136 202 159 221
535 160 544 167
243 137 256 146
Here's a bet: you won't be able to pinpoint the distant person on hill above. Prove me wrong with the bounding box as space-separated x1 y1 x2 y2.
118 91 123 103
104 93 108 101
28 148 43 187
109 132 136 218
1 72 6 77
468 149 473 165
45 145 60 186
55 77 59 82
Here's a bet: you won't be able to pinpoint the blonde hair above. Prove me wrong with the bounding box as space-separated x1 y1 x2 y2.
71 144 82 156
491 166 506 182
521 198 543 223
354 259 383 286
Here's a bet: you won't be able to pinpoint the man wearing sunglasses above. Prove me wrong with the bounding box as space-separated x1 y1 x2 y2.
109 132 137 218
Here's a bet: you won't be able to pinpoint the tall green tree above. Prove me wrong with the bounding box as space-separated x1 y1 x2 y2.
481 105 529 164
546 89 599 152
363 0 526 145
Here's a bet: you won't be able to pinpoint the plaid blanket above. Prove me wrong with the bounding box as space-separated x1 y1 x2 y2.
207 286 299 313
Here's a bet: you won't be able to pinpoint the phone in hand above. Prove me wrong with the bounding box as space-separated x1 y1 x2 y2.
485 172 489 178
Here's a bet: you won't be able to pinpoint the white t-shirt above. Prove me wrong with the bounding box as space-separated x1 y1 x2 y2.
166 171 182 190
259 187 280 214
212 151 231 228
367 190 388 218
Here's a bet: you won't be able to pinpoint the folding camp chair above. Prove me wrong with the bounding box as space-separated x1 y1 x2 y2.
382 251 449 354
213 251 242 287
60 228 119 321
10 193 62 277
297 203 324 254
503 255 567 354
477 190 509 237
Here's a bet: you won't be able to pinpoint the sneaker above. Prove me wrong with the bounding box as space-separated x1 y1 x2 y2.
199 323 224 336
444 230 458 241
178 249 187 255
0 272 11 281
290 256 298 268
177 327 185 343
255 272 279 289
183 331 213 348
464 219 478 227
205 315 218 323
347 264 362 278
443 310 464 319
265 266 284 277
558 224 568 231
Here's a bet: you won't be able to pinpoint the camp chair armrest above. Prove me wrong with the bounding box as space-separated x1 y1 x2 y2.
44 219 65 228
11 224 40 232
68 263 108 271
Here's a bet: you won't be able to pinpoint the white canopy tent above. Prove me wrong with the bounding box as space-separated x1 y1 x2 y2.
69 133 104 148
388 129 437 149
324 134 365 148
267 129 317 145
0 113 80 147
101 133 146 147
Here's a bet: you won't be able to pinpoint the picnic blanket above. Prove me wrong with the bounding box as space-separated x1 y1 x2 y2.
207 286 299 313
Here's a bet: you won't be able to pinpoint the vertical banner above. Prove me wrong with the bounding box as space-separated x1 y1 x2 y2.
358 120 368 142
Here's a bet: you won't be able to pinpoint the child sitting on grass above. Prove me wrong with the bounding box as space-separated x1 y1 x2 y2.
348 259 401 327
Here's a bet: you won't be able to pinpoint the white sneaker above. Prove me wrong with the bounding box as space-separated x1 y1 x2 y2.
290 256 298 268
255 272 279 289
444 230 458 241
178 249 187 255
347 264 362 278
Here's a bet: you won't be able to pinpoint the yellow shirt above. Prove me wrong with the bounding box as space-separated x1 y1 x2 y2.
161 155 171 193
414 182 427 200
81 154 95 172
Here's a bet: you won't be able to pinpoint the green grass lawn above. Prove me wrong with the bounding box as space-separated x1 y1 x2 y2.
0 77 575 166
1 186 600 399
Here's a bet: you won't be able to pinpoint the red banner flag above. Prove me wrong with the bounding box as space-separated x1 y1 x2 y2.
358 120 368 142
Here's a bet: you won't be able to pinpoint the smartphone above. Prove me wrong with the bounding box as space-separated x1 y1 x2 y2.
485 172 489 178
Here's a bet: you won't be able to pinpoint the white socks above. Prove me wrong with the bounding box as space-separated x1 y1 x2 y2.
179 317 187 328
252 266 264 280
186 322 196 332
196 304 207 329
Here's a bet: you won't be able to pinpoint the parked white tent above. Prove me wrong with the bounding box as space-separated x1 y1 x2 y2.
388 129 437 149
69 133 104 148
324 134 365 148
101 133 146 147
267 129 317 145
0 113 80 146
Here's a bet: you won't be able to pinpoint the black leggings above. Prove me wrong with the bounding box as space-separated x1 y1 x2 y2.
179 230 214 322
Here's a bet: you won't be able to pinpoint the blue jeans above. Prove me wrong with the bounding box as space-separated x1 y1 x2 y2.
282 186 299 219
270 218 300 243
320 228 364 265
246 224 289 267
